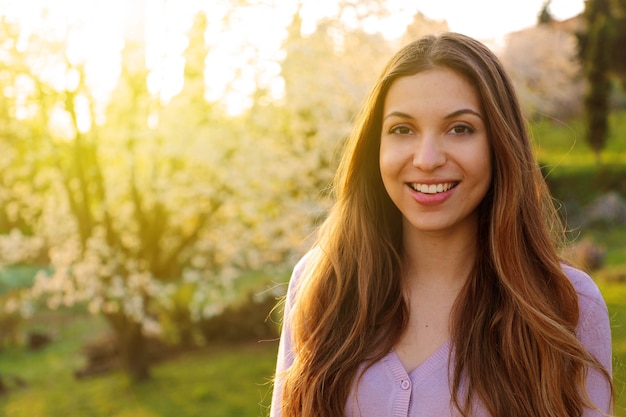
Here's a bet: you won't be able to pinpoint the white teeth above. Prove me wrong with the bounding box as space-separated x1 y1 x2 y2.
412 182 455 194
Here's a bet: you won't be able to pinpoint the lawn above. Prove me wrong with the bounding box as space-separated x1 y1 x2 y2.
0 309 279 417
600 282 626 416
530 112 626 172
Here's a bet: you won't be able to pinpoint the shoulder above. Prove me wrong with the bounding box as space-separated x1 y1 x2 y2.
560 263 607 313
560 266 613 412
285 248 320 306
560 264 611 352
561 264 603 298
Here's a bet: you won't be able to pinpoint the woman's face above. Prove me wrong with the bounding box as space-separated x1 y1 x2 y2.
379 67 492 238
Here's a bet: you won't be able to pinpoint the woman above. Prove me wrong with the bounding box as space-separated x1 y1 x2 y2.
270 32 613 417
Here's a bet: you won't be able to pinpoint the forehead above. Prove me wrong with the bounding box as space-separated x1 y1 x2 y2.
383 68 482 113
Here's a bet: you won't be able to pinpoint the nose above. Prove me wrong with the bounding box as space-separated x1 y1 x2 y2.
412 135 446 171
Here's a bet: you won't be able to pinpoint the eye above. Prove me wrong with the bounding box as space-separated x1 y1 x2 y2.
447 124 474 135
389 125 414 135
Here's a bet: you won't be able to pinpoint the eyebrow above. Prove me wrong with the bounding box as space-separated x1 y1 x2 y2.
383 108 484 121
445 108 483 120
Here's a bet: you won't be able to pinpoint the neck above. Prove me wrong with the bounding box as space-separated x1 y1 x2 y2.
401 223 477 292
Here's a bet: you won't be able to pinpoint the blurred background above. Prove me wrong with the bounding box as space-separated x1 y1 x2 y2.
0 0 624 415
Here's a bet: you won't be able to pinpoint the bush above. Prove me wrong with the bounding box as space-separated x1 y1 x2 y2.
198 292 281 344
74 331 188 379
544 165 626 207
0 290 26 349
0 310 22 349
561 238 606 273
584 191 626 228
595 265 626 283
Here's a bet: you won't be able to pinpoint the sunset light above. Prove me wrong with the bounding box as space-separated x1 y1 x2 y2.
1 0 584 116
1 0 625 415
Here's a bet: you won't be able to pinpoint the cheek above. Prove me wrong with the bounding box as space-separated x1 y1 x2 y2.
378 147 398 196
379 142 405 173
481 147 493 180
379 148 400 189
470 148 493 194
378 144 390 174
463 142 492 177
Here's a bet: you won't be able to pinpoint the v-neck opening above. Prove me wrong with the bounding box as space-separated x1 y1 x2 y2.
386 339 452 382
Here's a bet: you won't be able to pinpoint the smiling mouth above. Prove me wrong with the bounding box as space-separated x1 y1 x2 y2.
409 182 458 194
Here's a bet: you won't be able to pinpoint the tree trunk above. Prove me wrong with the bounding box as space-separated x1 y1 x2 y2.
106 313 151 382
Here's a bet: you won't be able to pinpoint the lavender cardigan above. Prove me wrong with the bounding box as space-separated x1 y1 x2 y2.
270 256 613 417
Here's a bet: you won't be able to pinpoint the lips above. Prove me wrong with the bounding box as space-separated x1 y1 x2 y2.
409 182 458 194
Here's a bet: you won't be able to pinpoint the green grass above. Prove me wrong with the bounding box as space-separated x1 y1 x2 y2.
0 310 107 378
0 309 278 417
585 226 626 269
599 282 626 416
574 226 626 414
529 111 626 173
0 343 277 417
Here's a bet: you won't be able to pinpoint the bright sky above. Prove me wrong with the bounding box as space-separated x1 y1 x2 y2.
0 0 585 115
300 0 584 41
407 0 584 41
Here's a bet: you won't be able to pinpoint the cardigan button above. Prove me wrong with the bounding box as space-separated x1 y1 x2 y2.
400 379 411 390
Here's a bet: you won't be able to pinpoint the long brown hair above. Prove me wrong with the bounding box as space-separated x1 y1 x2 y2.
279 32 613 417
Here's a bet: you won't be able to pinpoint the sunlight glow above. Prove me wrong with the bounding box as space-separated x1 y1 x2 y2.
0 0 585 117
